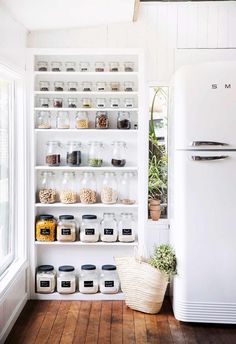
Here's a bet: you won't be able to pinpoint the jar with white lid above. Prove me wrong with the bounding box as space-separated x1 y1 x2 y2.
57 111 70 129
39 98 50 108
80 215 99 242
37 61 48 72
100 213 118 242
37 111 51 129
79 172 97 204
110 98 120 108
124 61 134 72
79 62 90 72
38 171 56 204
124 98 134 108
95 62 105 72
57 215 76 242
57 266 76 294
96 98 106 108
54 81 64 91
100 265 120 294
60 172 77 204
101 173 118 204
82 82 92 92
39 81 50 91
67 81 78 91
36 265 56 294
109 62 119 72
51 61 62 72
118 213 135 242
65 62 76 72
96 82 106 92
79 265 98 293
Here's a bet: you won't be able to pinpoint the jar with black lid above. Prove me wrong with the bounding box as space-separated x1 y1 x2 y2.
80 215 99 242
57 215 76 242
57 265 76 294
99 265 120 294
79 264 98 293
36 265 56 293
35 215 56 241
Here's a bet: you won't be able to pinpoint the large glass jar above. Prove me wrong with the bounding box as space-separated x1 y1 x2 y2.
51 61 62 72
119 172 136 204
101 173 118 204
36 215 56 242
57 215 76 242
65 62 76 72
118 213 135 242
95 62 105 72
68 98 77 108
79 172 97 204
117 111 131 129
111 141 127 167
88 142 103 167
36 265 56 294
67 81 78 91
56 111 70 129
57 266 76 294
79 62 90 72
80 215 99 242
38 171 56 204
46 141 61 166
54 81 64 91
82 82 92 92
39 81 50 91
60 172 77 204
75 112 89 129
100 213 118 242
96 82 106 91
109 62 119 72
39 97 50 108
37 111 51 129
53 97 63 108
95 111 109 129
37 61 48 72
66 141 81 166
79 265 98 293
99 265 120 294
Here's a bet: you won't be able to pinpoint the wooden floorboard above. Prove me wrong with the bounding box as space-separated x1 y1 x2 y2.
6 298 236 344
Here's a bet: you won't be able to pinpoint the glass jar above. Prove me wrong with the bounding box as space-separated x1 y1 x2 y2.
95 62 105 72
124 61 134 72
82 82 92 92
75 112 89 129
79 172 97 204
79 265 98 293
96 82 106 91
66 141 81 166
54 81 64 91
124 81 134 92
38 171 56 204
60 172 77 204
37 61 48 72
39 81 50 91
37 111 51 129
100 213 118 242
117 111 131 129
110 98 120 108
68 98 77 108
111 141 127 167
36 265 56 293
119 172 136 204
118 213 135 242
101 173 118 204
53 98 63 108
110 82 120 92
88 141 103 167
100 265 120 294
82 98 92 108
57 266 76 294
51 61 62 72
124 98 134 108
57 215 76 242
39 97 50 108
65 61 76 72
46 141 61 166
95 111 109 129
96 98 106 108
36 215 56 242
79 62 90 72
80 215 99 242
109 62 119 72
56 111 70 129
67 81 78 91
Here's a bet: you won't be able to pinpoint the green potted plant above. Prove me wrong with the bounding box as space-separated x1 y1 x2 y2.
149 244 177 278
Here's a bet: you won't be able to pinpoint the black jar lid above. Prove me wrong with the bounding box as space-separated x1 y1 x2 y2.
59 265 75 272
37 265 54 272
39 215 54 220
82 215 97 220
81 264 96 270
59 215 74 220
102 265 117 271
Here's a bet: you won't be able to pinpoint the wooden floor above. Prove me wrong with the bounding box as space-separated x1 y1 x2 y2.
6 298 236 344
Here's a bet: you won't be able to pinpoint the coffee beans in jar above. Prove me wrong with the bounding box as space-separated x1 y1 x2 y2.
95 111 109 129
117 111 131 130
46 141 61 166
36 215 56 241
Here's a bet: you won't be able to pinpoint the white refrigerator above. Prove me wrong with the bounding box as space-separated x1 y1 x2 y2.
169 61 236 323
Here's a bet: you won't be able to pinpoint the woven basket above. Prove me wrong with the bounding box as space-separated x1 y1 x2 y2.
115 256 169 314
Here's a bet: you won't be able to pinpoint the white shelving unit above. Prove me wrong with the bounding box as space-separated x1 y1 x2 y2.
27 49 148 300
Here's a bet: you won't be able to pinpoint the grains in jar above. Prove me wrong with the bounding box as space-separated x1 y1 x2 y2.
36 215 56 241
36 265 56 294
57 215 77 242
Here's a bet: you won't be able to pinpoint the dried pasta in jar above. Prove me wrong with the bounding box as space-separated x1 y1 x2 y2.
36 215 56 241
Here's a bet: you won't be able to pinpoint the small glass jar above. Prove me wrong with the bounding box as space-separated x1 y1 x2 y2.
37 111 51 129
81 98 92 108
75 112 89 129
124 61 134 72
80 215 99 243
37 61 48 72
79 172 97 204
100 265 120 294
39 81 50 91
109 62 119 72
66 141 81 166
65 62 76 72
57 266 76 294
36 215 56 242
36 265 56 294
124 81 134 92
53 98 63 108
46 141 61 166
79 62 90 72
79 265 98 293
111 141 127 167
124 98 134 108
101 173 118 204
57 111 70 129
54 81 64 91
68 98 77 108
51 61 62 72
96 98 106 108
57 215 76 242
67 81 78 91
82 82 92 92
118 213 135 242
38 171 56 204
96 82 106 91
110 98 120 108
39 97 50 108
110 82 120 92
95 62 105 72
95 111 109 129
60 172 77 204
88 141 103 167
119 172 136 205
117 111 131 129
100 213 118 242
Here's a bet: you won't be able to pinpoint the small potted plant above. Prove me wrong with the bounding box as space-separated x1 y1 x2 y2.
149 244 177 278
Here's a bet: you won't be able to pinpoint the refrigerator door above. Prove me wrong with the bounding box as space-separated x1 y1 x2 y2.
172 61 236 150
172 150 236 323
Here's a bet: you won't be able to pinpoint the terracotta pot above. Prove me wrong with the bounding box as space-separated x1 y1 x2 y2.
149 199 161 206
150 210 161 221
149 204 161 211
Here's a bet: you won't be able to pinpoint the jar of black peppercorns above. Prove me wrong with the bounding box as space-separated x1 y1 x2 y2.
117 112 131 130
66 141 82 166
95 111 109 129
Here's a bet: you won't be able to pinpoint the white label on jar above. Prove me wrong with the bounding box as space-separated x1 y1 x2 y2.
40 228 50 235
61 228 71 235
104 228 114 235
122 228 132 235
84 281 94 287
40 280 50 288
105 281 114 288
85 228 95 235
61 281 71 288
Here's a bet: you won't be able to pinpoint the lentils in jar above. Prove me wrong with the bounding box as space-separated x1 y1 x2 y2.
36 215 56 241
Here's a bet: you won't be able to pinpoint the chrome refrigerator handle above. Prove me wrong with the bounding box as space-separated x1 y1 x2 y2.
191 156 229 161
191 141 228 146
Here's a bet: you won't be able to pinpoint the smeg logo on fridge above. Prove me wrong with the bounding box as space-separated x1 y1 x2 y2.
211 83 232 89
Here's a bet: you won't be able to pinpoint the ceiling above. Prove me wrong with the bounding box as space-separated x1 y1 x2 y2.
1 0 136 31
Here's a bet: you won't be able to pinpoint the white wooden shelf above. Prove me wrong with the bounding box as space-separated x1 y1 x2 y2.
34 107 138 112
35 166 138 172
35 241 138 246
35 203 138 208
34 71 138 76
35 129 138 133
32 292 124 301
34 91 138 95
